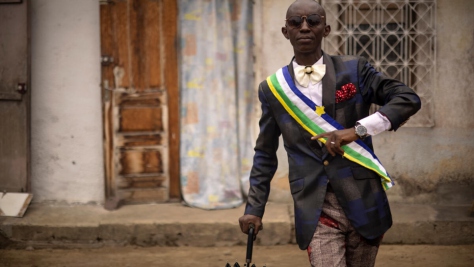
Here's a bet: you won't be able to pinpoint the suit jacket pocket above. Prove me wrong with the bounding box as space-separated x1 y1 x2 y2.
351 166 379 180
334 99 358 129
335 96 357 110
290 178 304 194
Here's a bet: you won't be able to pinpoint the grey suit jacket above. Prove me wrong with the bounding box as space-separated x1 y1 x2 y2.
244 52 421 250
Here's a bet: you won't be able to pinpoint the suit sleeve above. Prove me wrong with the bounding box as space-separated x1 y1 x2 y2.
358 57 422 131
244 83 281 218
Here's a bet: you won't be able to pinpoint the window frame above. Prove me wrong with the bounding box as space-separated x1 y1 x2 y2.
321 0 436 127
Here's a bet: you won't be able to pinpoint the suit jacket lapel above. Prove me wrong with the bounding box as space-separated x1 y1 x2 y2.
287 57 296 80
322 52 336 119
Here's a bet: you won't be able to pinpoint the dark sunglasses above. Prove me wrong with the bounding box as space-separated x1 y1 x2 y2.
285 14 325 28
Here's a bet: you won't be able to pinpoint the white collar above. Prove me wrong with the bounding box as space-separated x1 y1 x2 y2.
293 56 324 68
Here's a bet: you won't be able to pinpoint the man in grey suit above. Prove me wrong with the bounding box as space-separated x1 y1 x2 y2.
239 0 421 266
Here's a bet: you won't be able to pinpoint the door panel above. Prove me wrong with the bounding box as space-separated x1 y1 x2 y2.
119 149 164 175
100 0 179 206
0 0 30 193
120 107 164 132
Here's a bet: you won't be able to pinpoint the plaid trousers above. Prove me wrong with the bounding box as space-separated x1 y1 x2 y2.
307 189 382 267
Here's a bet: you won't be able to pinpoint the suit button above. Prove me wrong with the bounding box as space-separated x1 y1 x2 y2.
323 160 329 166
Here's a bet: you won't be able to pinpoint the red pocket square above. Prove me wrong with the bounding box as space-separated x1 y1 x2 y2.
335 83 357 103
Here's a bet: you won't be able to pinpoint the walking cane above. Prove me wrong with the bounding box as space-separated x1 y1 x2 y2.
226 224 265 267
246 224 255 266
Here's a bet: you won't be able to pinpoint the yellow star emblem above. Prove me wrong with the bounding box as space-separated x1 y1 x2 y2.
315 106 325 116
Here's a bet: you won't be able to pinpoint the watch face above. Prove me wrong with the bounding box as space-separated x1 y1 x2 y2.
356 125 367 137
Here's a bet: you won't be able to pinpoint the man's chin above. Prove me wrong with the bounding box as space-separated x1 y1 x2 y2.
295 47 319 55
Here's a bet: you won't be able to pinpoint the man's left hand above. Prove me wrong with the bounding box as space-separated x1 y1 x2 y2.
311 128 359 156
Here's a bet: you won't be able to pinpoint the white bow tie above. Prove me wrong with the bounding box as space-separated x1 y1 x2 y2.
294 64 326 88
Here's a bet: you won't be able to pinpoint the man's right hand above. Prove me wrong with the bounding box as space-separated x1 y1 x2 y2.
239 214 263 238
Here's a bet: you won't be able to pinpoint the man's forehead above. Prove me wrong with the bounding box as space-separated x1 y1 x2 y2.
287 1 323 17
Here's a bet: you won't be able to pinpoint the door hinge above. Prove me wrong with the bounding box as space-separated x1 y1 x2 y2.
101 55 114 66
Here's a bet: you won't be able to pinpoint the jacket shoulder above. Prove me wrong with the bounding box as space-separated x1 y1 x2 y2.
328 54 362 64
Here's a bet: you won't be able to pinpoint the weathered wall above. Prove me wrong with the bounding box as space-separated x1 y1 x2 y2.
252 0 295 202
30 0 104 203
254 0 474 205
380 0 474 205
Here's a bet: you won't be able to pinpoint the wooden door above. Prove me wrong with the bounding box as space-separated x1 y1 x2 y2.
100 0 179 207
0 0 30 193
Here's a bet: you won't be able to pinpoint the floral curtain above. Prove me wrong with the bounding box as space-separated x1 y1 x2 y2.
179 0 254 209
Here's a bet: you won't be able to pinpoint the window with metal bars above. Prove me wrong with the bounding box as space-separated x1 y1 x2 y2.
322 0 435 127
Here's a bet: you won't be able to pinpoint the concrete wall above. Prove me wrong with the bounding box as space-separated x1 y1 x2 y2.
254 0 474 205
253 0 295 202
30 0 104 203
380 0 474 205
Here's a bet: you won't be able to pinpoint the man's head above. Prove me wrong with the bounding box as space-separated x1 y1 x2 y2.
282 0 330 62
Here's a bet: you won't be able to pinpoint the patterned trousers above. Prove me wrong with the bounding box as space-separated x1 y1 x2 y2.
307 190 382 267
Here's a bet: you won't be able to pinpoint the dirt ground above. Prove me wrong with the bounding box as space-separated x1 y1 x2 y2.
0 244 473 267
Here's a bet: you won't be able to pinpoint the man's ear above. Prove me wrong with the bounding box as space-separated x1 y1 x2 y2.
323 24 331 37
282 27 289 39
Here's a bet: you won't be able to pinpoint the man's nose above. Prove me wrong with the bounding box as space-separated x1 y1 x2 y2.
300 18 310 31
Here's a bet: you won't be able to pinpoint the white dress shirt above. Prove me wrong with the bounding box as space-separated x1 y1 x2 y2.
292 58 391 136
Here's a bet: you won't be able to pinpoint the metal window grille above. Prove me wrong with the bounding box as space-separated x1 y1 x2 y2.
321 0 436 127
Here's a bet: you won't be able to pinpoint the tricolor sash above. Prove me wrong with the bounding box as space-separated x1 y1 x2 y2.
266 66 394 190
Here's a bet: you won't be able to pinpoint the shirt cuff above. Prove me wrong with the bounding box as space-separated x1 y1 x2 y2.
357 112 392 136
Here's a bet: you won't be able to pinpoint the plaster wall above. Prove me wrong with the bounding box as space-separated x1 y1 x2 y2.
30 0 104 203
379 0 474 205
254 0 474 204
253 0 295 202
